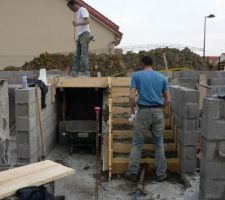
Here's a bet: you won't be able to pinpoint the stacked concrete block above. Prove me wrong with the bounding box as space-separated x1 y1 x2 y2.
0 80 10 164
171 70 200 89
15 85 57 163
170 85 200 173
200 97 225 200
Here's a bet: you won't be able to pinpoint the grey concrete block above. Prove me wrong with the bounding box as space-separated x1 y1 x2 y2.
201 118 225 140
180 145 197 160
180 118 199 131
202 139 217 161
180 158 197 173
202 97 225 119
180 87 199 103
15 88 35 103
200 177 225 200
16 102 36 117
17 143 30 159
179 70 200 79
201 155 225 179
16 116 36 131
177 103 199 119
208 78 225 86
16 131 30 144
178 129 200 145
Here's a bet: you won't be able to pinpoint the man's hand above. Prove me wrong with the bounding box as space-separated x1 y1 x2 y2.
72 20 78 26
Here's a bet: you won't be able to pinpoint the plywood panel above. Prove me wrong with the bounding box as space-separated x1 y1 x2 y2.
0 160 75 199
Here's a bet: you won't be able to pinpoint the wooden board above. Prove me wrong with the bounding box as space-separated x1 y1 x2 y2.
113 130 174 140
111 77 130 87
0 160 75 199
112 143 176 153
112 158 179 174
112 87 130 97
48 77 108 88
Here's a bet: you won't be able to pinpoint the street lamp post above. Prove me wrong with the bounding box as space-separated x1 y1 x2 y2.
203 14 215 59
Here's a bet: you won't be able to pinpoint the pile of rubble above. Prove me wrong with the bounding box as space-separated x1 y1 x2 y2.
4 48 213 76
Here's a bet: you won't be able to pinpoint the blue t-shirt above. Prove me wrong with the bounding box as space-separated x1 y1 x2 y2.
131 70 169 106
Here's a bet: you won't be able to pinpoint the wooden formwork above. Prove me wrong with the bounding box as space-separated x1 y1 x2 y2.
48 76 180 179
105 77 180 179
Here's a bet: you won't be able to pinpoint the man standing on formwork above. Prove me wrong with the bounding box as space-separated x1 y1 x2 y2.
123 56 171 182
67 0 91 77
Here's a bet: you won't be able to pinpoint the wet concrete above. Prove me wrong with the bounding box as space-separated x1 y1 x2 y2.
48 145 186 200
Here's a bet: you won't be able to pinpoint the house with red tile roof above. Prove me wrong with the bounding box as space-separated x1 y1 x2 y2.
0 0 123 68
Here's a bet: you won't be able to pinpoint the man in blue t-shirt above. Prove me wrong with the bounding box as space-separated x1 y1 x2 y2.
123 56 171 182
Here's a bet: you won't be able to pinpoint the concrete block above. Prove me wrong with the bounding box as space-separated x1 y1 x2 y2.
180 158 197 173
200 177 225 200
180 118 199 131
180 145 197 160
201 118 225 140
17 143 30 159
178 129 200 145
208 78 225 86
16 116 36 131
179 70 199 79
16 102 36 117
202 97 225 119
15 88 35 103
179 87 199 103
177 102 199 119
16 131 30 144
201 155 225 179
202 139 217 161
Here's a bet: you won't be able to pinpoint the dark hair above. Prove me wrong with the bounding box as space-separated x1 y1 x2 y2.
140 56 153 66
67 0 76 6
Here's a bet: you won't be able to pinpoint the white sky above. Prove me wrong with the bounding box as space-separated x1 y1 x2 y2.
84 0 225 56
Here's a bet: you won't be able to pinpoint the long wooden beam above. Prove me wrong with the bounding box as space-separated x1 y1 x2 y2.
47 77 131 88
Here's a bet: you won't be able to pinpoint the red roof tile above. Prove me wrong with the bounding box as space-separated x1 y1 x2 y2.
206 56 219 65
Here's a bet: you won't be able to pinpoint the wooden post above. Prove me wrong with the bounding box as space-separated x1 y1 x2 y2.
108 77 113 181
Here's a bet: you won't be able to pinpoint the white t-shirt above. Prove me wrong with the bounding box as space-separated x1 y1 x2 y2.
76 7 90 36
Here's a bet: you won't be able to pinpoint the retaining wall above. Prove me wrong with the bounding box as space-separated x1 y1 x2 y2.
15 85 57 163
0 80 10 164
170 85 200 173
200 97 225 200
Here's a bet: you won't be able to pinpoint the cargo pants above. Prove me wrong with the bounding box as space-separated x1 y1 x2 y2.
128 107 167 177
73 31 90 77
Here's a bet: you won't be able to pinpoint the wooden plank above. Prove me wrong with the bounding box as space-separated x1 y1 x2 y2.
102 134 109 171
112 96 129 106
112 87 130 97
111 77 131 87
113 143 176 153
48 77 108 88
0 160 75 199
113 118 132 126
111 158 179 174
113 130 173 140
0 160 57 183
112 107 130 114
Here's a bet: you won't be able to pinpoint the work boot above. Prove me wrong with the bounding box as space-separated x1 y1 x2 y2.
122 171 138 182
156 173 167 182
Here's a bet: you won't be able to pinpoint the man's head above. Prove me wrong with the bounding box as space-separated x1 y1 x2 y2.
140 56 153 69
67 0 79 12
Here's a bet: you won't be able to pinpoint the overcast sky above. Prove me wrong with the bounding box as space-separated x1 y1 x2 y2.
84 0 225 56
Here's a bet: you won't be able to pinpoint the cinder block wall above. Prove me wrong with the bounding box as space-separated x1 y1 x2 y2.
15 85 57 163
0 79 10 164
170 85 200 173
200 97 225 200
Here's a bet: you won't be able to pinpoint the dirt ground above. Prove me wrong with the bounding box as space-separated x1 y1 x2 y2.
48 145 187 200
